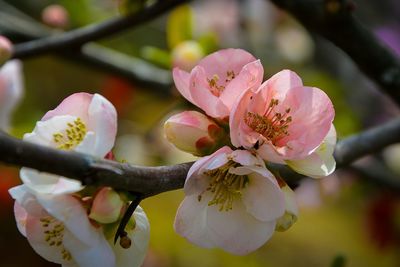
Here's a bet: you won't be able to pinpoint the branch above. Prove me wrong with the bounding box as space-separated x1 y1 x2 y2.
268 0 400 105
1 118 400 198
12 0 188 59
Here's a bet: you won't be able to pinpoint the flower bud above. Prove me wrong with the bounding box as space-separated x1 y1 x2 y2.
0 36 13 66
171 41 204 72
42 4 69 29
275 178 298 232
89 187 124 224
164 111 226 156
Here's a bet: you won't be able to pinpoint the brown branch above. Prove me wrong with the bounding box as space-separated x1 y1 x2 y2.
268 0 400 105
1 118 400 198
12 0 189 59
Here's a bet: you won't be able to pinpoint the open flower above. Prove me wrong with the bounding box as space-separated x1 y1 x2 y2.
174 146 285 255
10 185 115 267
0 60 23 131
230 70 335 177
10 185 150 267
21 92 117 195
173 48 264 120
164 110 227 156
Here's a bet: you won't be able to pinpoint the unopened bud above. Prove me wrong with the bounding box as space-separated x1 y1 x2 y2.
275 178 299 232
89 187 124 224
119 231 132 249
172 41 204 72
0 36 13 66
164 111 226 156
42 4 69 29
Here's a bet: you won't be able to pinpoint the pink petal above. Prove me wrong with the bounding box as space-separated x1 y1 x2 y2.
286 124 336 178
229 89 254 147
277 86 334 159
198 48 257 80
14 202 28 237
220 60 264 109
263 69 303 101
42 93 92 123
189 66 229 118
230 149 265 167
172 68 193 102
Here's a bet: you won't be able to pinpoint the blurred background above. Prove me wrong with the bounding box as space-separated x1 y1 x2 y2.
1 0 400 266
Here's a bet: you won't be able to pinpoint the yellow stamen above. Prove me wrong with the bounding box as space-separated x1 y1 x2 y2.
244 98 292 144
53 118 87 150
198 161 249 211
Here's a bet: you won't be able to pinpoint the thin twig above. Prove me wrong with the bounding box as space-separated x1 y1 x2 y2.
12 0 189 58
1 118 400 198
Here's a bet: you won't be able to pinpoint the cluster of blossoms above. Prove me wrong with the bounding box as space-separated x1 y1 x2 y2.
165 48 336 255
9 93 150 267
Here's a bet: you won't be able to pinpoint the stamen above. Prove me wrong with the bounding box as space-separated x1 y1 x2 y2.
53 118 87 150
244 98 292 144
225 70 236 82
40 216 72 261
198 161 249 211
207 74 225 97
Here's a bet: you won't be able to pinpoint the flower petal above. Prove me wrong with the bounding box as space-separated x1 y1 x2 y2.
206 196 276 255
174 194 214 248
220 60 263 109
42 93 92 122
189 66 229 118
241 167 285 221
87 94 118 157
286 124 336 178
63 228 115 267
172 68 193 102
20 168 83 195
112 206 150 267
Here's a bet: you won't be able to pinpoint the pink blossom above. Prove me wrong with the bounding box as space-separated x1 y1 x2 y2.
0 60 23 131
9 185 150 267
42 4 69 29
230 69 335 175
173 48 264 120
21 93 117 195
0 35 13 65
174 146 285 255
164 110 226 156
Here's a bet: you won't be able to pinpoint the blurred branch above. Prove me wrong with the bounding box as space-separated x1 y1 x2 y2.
268 0 400 105
1 2 173 93
1 118 400 198
12 0 189 59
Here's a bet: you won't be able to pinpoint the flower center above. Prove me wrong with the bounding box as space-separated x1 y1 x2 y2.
40 216 72 261
53 117 87 150
198 161 249 211
244 98 292 144
207 70 236 97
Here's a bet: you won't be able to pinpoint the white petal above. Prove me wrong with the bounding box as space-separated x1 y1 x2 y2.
14 202 28 236
230 149 265 167
174 194 214 248
74 131 97 156
20 168 83 195
87 94 118 157
36 194 100 246
286 124 336 178
112 206 150 267
206 197 276 255
63 228 115 267
241 167 285 221
25 115 78 147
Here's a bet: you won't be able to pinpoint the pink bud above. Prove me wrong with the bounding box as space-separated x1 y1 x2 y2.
171 41 204 72
0 36 13 65
164 110 226 156
41 4 69 29
89 187 124 224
